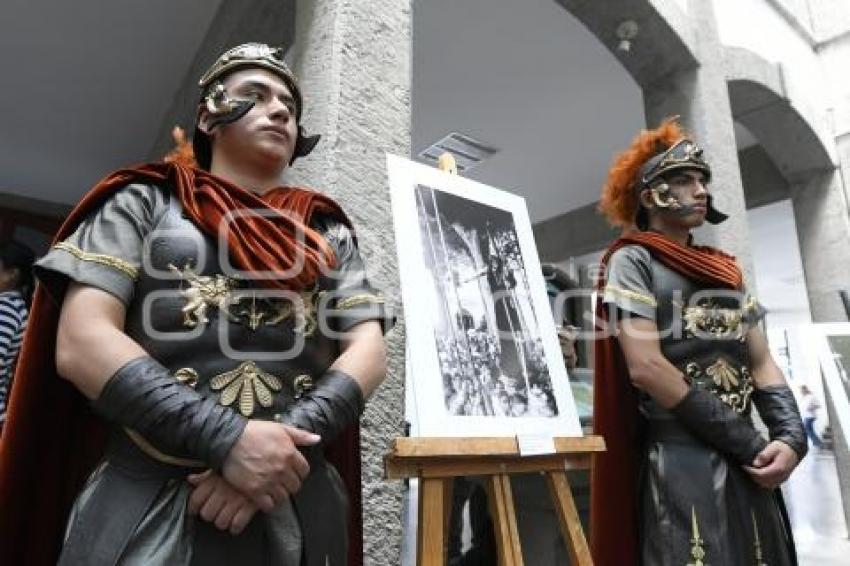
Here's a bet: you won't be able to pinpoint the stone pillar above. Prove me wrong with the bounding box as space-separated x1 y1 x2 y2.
790 168 850 322
288 2 410 565
643 0 756 286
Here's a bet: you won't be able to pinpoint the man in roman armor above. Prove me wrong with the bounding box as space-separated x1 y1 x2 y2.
0 42 392 566
591 118 806 565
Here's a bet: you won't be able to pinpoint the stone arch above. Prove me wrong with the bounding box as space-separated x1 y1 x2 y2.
555 0 698 89
724 45 834 182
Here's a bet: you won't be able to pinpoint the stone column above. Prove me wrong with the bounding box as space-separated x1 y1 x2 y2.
790 168 850 323
287 2 410 565
643 0 756 286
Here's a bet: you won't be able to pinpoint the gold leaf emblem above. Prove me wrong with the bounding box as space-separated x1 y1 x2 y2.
210 361 283 416
706 358 740 391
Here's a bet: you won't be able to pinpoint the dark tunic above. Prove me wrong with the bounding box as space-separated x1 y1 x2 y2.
603 244 793 566
34 183 390 566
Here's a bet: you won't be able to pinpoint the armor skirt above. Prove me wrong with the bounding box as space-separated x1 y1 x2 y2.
639 421 794 566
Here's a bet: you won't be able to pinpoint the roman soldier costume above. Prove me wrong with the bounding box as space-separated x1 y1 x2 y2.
0 43 391 566
591 119 806 565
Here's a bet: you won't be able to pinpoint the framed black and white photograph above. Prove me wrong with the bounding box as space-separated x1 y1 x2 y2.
388 155 581 437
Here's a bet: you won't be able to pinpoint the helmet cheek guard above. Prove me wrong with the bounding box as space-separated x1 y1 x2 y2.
704 194 728 225
291 126 321 165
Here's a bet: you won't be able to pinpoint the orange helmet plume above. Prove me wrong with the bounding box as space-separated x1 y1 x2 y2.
163 126 200 169
598 118 687 229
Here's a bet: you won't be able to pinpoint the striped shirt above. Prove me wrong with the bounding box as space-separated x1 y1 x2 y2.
0 290 28 426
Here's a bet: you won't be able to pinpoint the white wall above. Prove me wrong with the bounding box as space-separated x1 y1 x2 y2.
713 0 836 160
748 199 820 398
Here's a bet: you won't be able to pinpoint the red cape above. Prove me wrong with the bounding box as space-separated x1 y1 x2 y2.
0 162 363 566
590 231 742 565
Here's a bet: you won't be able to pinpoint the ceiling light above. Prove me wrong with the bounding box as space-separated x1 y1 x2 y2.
616 20 639 52
417 132 498 173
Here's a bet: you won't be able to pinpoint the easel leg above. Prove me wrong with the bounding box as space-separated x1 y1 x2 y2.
443 477 454 535
418 478 447 566
545 471 593 565
486 474 524 566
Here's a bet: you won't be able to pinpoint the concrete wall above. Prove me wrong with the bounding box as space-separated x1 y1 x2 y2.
532 201 618 264
643 0 756 284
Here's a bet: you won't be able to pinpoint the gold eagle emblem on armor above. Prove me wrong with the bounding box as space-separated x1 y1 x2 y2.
247 289 322 336
209 361 283 416
170 264 240 328
680 296 760 342
169 263 321 335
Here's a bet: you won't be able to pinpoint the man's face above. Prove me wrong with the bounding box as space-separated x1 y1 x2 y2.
646 169 710 230
200 67 300 170
0 262 19 292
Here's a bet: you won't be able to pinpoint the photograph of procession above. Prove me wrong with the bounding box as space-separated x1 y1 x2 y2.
414 184 557 419
388 154 580 437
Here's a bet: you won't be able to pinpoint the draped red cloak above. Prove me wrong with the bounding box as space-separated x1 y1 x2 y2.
589 231 742 565
0 161 364 566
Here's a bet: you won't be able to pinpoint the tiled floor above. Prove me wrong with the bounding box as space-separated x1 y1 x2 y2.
784 448 850 565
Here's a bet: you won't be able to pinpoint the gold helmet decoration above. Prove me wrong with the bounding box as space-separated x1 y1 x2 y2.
198 43 303 119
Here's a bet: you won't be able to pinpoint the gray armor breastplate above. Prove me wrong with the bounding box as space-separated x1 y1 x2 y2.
640 259 762 418
123 197 337 422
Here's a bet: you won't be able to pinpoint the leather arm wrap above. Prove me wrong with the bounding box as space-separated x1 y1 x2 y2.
670 387 768 465
92 356 247 469
752 385 808 461
279 369 364 443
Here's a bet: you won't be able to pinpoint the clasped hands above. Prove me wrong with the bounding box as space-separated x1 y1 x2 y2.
743 439 799 489
187 420 320 535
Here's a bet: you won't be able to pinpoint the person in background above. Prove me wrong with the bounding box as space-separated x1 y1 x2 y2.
0 240 35 433
800 384 825 449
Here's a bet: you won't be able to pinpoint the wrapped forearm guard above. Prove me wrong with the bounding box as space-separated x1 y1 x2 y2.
92 356 247 469
280 369 364 443
671 387 768 465
752 385 808 461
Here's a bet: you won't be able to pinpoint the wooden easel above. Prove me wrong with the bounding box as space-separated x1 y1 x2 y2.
387 153 606 565
385 436 605 566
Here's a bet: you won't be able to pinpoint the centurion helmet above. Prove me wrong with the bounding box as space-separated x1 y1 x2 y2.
599 119 727 230
192 42 320 170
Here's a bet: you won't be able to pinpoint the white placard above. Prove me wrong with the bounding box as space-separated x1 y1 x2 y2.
516 433 557 456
